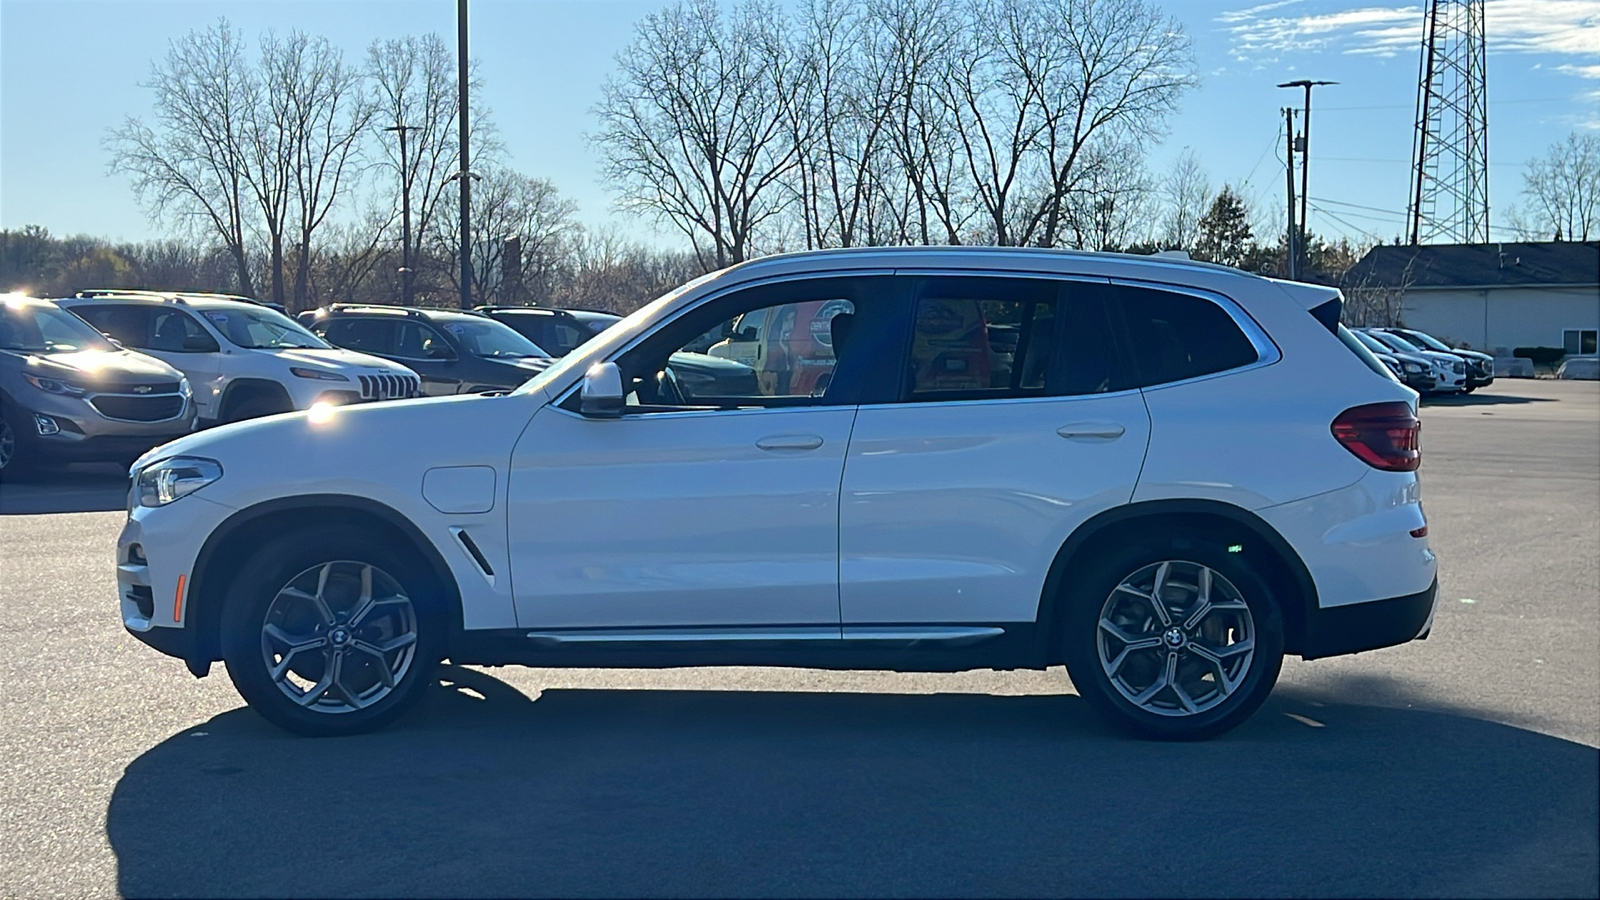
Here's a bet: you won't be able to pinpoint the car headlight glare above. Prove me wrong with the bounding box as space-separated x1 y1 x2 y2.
1402 362 1422 373
22 373 87 396
137 457 223 507
289 367 349 382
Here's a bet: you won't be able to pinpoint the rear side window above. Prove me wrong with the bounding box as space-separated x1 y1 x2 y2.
319 318 396 354
900 276 1120 401
72 304 154 348
1113 286 1259 388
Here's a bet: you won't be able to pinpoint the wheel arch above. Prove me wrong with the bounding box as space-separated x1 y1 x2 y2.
218 379 295 418
1036 499 1317 663
185 495 464 672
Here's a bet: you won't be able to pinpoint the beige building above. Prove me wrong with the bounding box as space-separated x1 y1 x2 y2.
1343 241 1598 356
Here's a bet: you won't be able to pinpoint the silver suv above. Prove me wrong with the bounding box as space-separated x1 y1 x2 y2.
1 296 196 478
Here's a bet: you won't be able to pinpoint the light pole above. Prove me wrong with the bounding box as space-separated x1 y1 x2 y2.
1278 79 1336 279
384 123 415 307
457 0 472 310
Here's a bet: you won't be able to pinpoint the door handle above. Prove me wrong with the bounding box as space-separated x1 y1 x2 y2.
1057 422 1126 440
757 434 825 451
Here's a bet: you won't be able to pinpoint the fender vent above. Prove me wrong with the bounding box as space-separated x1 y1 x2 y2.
452 528 494 578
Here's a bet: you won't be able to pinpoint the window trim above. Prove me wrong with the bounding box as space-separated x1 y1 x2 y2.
1106 277 1282 391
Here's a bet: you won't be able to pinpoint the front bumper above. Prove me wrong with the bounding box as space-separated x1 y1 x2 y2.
1301 578 1438 659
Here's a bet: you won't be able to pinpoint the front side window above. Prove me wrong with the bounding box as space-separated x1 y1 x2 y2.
148 309 219 353
395 321 454 359
1113 286 1260 388
613 276 889 411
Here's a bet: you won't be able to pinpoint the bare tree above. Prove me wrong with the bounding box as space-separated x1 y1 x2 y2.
268 33 374 312
1157 147 1211 250
431 167 579 305
1057 140 1152 250
367 34 497 303
593 0 802 268
107 19 259 295
1514 132 1599 241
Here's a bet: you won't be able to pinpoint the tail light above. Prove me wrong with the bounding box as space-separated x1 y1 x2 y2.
1332 402 1421 471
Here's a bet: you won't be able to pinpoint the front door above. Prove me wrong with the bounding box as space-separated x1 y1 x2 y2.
506 274 896 631
839 274 1152 626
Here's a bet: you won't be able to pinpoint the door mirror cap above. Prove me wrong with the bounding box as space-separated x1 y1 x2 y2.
181 335 215 351
579 361 625 418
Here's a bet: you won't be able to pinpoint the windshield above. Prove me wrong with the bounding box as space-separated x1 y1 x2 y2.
1399 329 1452 352
1370 331 1423 353
1 302 114 353
1354 331 1393 354
440 317 550 359
203 306 329 349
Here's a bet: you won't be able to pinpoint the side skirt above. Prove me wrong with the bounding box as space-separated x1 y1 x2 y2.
448 623 1052 674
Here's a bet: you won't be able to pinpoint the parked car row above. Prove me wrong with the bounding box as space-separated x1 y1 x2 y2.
1353 326 1492 395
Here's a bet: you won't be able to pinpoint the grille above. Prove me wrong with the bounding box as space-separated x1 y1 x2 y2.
104 380 181 394
90 394 185 422
358 373 419 401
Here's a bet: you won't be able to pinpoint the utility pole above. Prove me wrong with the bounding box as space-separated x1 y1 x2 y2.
1283 106 1298 281
384 124 415 307
457 0 473 309
1279 79 1336 279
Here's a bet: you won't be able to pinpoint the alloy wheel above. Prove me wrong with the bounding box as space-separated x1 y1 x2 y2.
260 560 419 713
1096 560 1256 717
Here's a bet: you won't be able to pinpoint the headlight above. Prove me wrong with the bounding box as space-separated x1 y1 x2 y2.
179 377 192 397
289 367 349 382
137 457 223 507
1402 362 1423 373
22 373 86 396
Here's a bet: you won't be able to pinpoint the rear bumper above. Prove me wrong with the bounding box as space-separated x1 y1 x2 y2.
1301 578 1438 659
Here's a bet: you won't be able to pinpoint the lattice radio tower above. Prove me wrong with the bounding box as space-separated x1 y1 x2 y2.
1407 0 1489 244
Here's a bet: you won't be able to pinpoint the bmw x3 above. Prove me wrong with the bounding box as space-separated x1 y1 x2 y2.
119 248 1438 740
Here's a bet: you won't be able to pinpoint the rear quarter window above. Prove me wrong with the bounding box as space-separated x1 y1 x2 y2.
1113 286 1259 388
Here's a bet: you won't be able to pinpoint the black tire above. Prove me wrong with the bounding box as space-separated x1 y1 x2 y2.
222 394 291 424
0 402 42 482
221 526 447 736
1463 384 1477 394
1060 531 1284 740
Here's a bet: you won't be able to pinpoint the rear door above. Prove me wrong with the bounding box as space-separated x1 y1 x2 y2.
838 274 1152 626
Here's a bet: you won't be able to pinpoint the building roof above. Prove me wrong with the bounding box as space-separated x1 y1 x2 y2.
1343 241 1599 290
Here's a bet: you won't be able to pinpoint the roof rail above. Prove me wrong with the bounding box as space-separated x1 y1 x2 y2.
73 289 187 305
319 303 426 318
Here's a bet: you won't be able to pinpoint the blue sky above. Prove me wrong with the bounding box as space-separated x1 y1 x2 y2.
2 0 1597 249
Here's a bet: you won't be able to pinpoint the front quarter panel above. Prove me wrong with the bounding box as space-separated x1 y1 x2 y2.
135 392 544 633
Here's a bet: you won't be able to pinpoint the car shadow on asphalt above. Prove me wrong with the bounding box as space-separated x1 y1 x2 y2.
1420 390 1552 407
0 464 128 515
107 665 1598 899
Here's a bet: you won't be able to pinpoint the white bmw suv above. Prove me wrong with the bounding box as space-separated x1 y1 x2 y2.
60 292 422 423
117 249 1437 740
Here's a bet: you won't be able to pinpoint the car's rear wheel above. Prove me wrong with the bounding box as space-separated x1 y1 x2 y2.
221 527 445 736
1061 534 1284 740
0 403 41 481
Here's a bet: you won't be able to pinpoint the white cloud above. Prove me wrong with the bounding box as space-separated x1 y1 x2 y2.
1219 0 1600 61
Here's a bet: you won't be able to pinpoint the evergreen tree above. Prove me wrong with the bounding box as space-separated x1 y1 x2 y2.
1194 185 1253 268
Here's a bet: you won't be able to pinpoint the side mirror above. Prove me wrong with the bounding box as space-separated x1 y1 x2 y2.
426 344 456 361
182 335 215 352
738 326 758 340
579 361 624 418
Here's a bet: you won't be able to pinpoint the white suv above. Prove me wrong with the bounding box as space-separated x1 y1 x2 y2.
60 292 422 424
117 249 1438 740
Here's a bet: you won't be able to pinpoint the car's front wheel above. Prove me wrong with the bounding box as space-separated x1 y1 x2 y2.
221 527 446 736
1061 534 1284 740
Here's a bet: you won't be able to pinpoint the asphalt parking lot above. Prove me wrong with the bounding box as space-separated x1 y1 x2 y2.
1 379 1595 899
